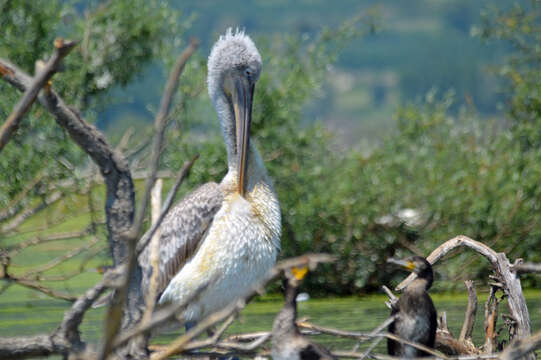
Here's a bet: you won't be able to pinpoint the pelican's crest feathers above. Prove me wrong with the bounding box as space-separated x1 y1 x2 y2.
207 28 262 100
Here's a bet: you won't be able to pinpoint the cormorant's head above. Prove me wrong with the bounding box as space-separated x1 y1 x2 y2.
387 256 434 288
281 266 309 303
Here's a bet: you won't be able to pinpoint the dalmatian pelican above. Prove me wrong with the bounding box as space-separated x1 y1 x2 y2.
139 29 281 326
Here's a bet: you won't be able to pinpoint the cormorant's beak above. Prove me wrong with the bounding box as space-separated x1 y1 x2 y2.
387 258 416 271
231 74 254 197
291 266 309 281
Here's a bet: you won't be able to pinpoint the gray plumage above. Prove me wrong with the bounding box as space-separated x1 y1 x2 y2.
387 256 437 358
135 29 281 326
139 182 223 298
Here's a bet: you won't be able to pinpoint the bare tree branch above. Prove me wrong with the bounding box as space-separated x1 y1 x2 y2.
459 280 478 343
140 178 163 326
1 190 63 234
131 37 200 239
22 236 100 278
3 276 76 302
500 330 541 360
0 38 76 153
0 167 46 222
511 262 541 274
112 280 212 349
7 230 90 257
395 235 531 346
0 335 68 360
135 154 200 255
99 39 200 360
149 254 335 359
0 54 135 272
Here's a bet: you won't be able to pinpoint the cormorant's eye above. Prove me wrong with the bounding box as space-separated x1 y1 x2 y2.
244 68 253 78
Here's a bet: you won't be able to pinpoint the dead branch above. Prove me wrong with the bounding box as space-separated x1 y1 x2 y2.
182 315 236 351
214 332 272 352
297 321 370 340
112 280 213 350
4 276 76 302
0 38 76 153
151 298 248 360
149 254 335 359
2 39 138 359
22 236 100 278
459 280 478 343
511 262 541 274
359 316 398 358
140 178 163 326
382 285 398 309
395 235 531 345
0 167 46 222
7 230 91 257
499 330 541 360
0 267 123 359
483 286 501 354
131 37 200 239
99 39 200 360
0 52 135 273
135 154 199 256
1 190 63 233
0 335 68 359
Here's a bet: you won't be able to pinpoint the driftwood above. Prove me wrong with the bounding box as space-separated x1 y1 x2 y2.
0 38 76 152
396 236 531 344
0 37 200 359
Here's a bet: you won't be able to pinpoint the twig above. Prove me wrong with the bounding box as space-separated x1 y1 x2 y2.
183 315 236 351
459 280 478 343
1 191 63 233
297 321 370 340
483 286 500 354
141 178 163 326
111 279 212 349
135 154 199 255
384 332 448 359
215 332 272 352
100 39 200 359
150 254 335 359
395 236 531 346
130 37 199 242
151 298 248 360
499 330 541 360
382 285 398 310
0 38 76 153
359 316 397 358
22 236 100 278
511 262 541 274
7 230 90 257
2 276 76 302
0 167 46 222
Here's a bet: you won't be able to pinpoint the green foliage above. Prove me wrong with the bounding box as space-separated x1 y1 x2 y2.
476 2 541 148
0 0 184 208
2 0 541 296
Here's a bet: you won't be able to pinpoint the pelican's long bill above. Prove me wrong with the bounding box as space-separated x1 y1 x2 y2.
232 74 254 197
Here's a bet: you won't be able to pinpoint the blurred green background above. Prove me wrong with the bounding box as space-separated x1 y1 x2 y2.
1 0 540 301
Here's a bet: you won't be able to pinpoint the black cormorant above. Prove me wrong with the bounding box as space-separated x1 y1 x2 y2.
387 256 437 357
271 267 335 360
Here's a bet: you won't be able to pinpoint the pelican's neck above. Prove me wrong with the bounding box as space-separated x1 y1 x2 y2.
214 94 271 194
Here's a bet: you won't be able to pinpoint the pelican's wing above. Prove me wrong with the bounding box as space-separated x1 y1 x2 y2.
139 181 223 297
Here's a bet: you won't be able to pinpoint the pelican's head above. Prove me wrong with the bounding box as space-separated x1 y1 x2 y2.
208 29 262 197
